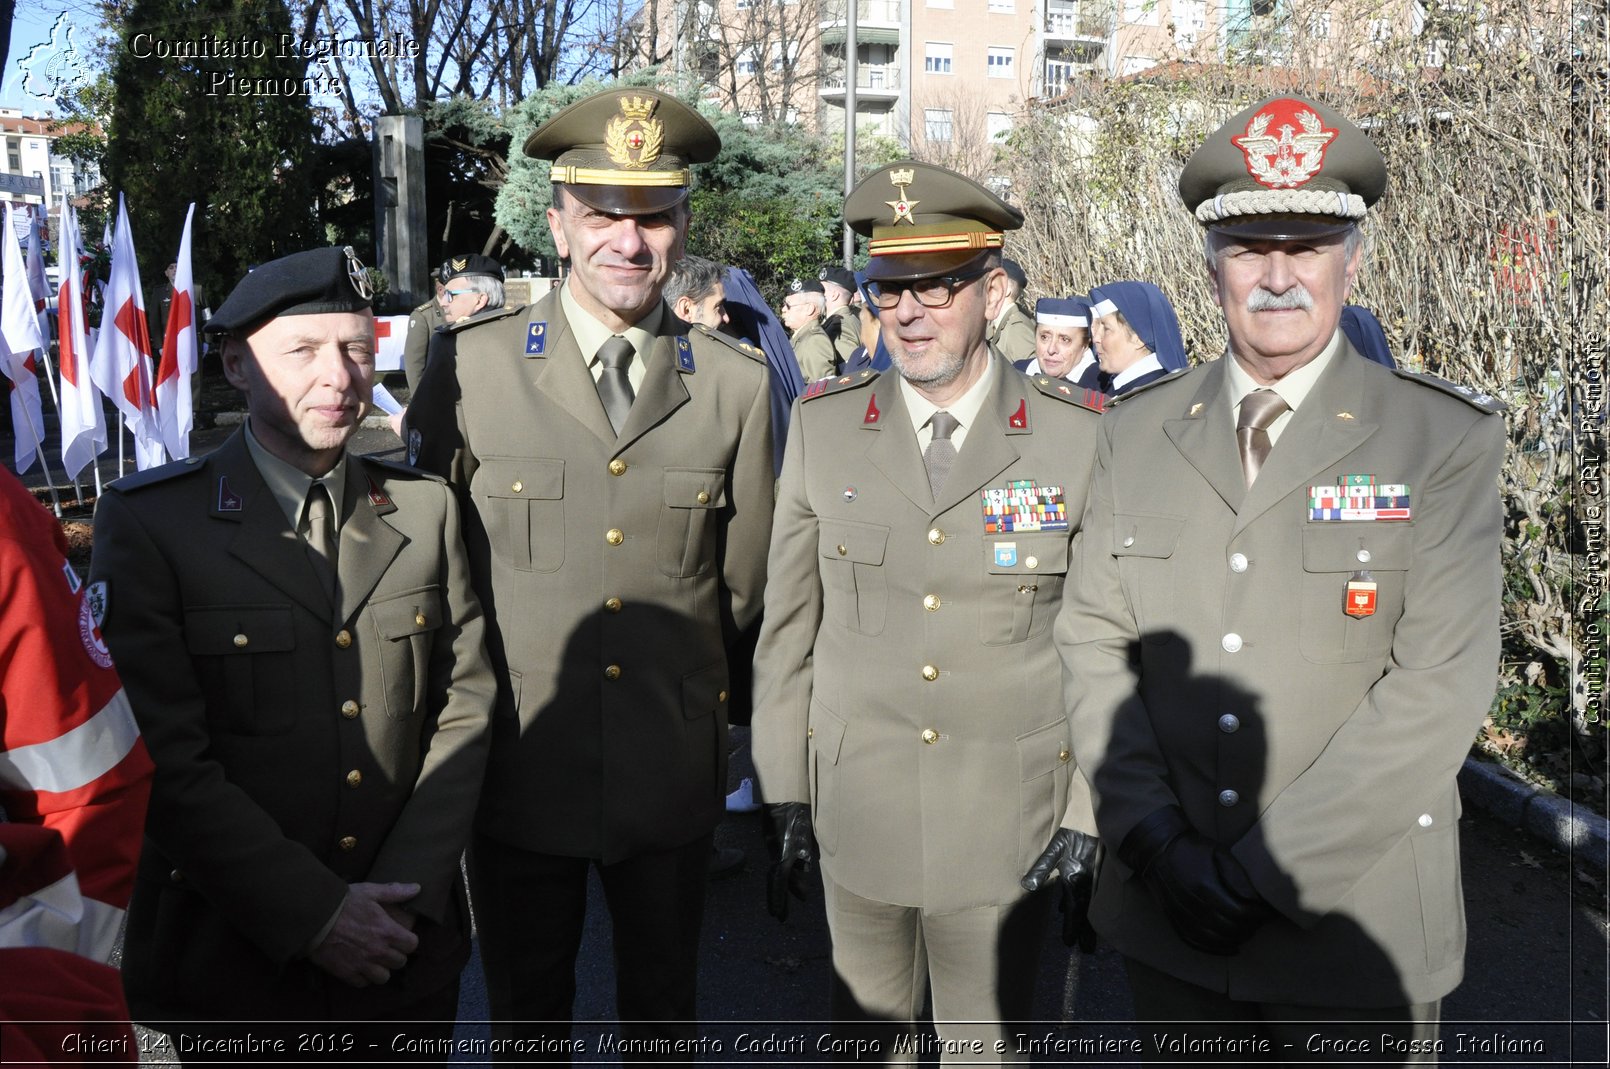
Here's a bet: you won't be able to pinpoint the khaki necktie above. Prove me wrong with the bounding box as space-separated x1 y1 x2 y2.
595 336 636 436
302 482 338 601
1237 389 1290 489
924 411 960 499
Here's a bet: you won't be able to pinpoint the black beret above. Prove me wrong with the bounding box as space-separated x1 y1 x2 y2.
788 278 825 296
205 247 373 336
819 265 856 292
440 253 504 282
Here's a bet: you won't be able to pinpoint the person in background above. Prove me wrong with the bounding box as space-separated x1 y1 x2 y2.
402 268 450 395
819 265 863 370
1018 295 1095 385
665 254 731 331
986 257 1037 364
1340 304 1397 368
1088 280 1187 396
440 254 506 326
780 276 839 381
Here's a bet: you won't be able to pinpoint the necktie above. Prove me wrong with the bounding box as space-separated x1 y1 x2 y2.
595 336 636 436
303 482 338 601
924 411 960 500
1236 389 1290 489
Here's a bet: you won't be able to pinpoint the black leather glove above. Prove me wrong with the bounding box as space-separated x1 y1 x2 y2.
1118 806 1273 955
762 802 817 923
1021 828 1100 951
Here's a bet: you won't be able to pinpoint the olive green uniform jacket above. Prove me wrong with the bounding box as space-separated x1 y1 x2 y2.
823 305 862 370
406 288 774 862
751 361 1103 912
1060 347 1505 1006
791 318 840 382
89 432 495 1022
403 299 447 395
987 303 1037 367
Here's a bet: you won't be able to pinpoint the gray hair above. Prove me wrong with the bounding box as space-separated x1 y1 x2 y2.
452 273 504 309
665 255 726 307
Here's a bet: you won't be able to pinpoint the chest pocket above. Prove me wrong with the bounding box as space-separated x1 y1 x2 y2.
1112 513 1185 644
184 605 297 735
981 534 1069 646
658 468 726 578
819 519 889 636
369 586 444 720
474 457 564 573
1299 524 1413 664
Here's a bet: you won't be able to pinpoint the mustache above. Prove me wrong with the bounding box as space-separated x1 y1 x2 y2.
1246 286 1314 312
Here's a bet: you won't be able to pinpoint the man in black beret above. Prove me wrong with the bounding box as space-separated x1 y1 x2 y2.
406 86 774 1057
780 276 838 380
440 253 506 326
89 247 495 1052
819 264 862 370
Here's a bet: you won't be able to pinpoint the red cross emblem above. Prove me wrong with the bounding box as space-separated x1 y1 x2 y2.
627 130 645 150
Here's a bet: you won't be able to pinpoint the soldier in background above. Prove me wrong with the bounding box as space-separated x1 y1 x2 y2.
440 254 506 327
780 276 839 381
819 265 862 370
985 257 1037 365
402 268 449 395
664 254 731 330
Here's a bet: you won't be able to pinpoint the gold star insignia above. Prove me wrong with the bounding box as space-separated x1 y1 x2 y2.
887 167 919 225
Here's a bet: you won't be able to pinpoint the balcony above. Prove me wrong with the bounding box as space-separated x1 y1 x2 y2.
818 61 903 100
820 0 902 45
1043 0 1112 42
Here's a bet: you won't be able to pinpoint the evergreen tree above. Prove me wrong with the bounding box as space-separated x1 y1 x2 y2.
104 0 316 301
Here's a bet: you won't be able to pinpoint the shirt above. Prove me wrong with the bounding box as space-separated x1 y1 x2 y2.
899 353 999 455
243 421 349 534
561 282 663 395
1225 329 1343 447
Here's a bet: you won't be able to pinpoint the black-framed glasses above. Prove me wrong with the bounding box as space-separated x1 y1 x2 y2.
864 267 991 310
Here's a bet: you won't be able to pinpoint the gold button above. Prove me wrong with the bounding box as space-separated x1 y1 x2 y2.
696 490 711 505
604 664 622 680
346 769 363 788
921 728 939 744
233 633 248 648
1059 748 1072 763
923 594 941 611
169 869 184 883
606 528 624 546
837 544 848 556
807 726 815 739
512 480 524 493
604 597 623 613
718 690 729 702
927 528 945 545
921 665 939 681
334 629 352 648
1025 556 1039 569
608 459 627 476
338 836 358 851
340 700 360 719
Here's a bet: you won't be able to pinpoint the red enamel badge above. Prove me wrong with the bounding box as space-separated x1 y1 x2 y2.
1232 97 1339 190
1344 579 1378 618
367 478 391 507
1009 399 1027 429
864 395 881 424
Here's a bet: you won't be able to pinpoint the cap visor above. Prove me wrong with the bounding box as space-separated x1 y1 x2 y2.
1209 216 1355 241
862 248 994 284
561 183 689 216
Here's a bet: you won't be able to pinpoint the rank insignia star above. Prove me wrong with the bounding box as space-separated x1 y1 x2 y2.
886 167 919 225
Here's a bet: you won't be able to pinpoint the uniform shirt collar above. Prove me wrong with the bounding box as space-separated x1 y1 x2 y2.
561 282 663 366
1226 329 1342 433
899 352 998 454
243 420 349 532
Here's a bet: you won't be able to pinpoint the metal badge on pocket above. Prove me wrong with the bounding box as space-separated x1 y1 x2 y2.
1344 570 1377 617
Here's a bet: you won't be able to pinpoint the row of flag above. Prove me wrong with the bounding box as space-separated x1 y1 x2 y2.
1 193 198 497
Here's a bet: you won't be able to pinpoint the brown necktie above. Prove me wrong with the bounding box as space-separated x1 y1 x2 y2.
924 411 960 499
1236 389 1290 489
302 482 338 601
595 336 636 436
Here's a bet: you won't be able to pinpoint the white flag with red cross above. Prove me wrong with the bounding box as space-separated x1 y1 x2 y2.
58 200 107 480
2 203 47 473
154 203 196 460
89 194 163 469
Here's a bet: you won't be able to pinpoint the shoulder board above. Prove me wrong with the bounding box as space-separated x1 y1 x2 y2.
1028 375 1106 413
690 324 767 364
1108 368 1191 406
444 303 527 334
1391 369 1507 413
107 455 208 493
801 368 880 402
362 455 446 483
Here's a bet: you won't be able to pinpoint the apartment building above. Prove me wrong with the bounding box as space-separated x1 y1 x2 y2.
635 0 1435 157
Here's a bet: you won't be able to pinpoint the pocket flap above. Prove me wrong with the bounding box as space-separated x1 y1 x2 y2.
810 706 848 765
1112 513 1185 558
1017 719 1072 781
1302 523 1413 573
184 605 294 655
478 457 564 500
819 520 889 565
663 468 726 509
984 533 1069 575
371 586 444 640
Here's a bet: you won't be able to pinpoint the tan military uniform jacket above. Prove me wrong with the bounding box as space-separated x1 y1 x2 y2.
403 299 446 394
1060 347 1505 1005
823 305 862 370
791 318 840 382
751 361 1103 913
987 304 1037 366
89 432 494 1021
406 286 774 863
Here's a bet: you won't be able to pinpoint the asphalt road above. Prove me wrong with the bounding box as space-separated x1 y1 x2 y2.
9 405 1606 1066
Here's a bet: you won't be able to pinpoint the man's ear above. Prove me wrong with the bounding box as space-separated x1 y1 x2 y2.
982 267 1010 321
546 206 571 261
220 338 253 393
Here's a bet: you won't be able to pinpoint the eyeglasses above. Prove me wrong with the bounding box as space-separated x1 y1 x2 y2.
864 267 990 310
444 289 475 299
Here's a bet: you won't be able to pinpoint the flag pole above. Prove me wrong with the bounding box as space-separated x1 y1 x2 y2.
16 391 63 516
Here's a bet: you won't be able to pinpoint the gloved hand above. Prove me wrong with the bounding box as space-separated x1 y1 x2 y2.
1118 807 1272 955
1021 827 1100 951
762 802 817 922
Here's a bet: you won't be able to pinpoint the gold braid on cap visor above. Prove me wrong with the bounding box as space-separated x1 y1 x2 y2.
868 231 1004 257
550 165 691 187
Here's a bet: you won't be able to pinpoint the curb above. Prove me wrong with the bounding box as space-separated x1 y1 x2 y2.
1459 756 1609 875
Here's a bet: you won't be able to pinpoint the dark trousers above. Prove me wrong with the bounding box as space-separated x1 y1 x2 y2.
470 831 713 1064
1125 958 1442 1067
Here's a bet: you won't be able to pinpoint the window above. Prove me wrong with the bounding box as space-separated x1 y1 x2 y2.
1045 58 1075 94
1174 0 1207 47
988 0 1015 11
736 47 758 74
1306 11 1330 39
925 108 954 142
769 41 801 70
987 46 1014 77
924 41 953 74
1122 0 1159 25
1369 18 1392 42
987 112 1012 140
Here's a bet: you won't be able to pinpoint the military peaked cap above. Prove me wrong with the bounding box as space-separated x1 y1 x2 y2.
845 160 1024 282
